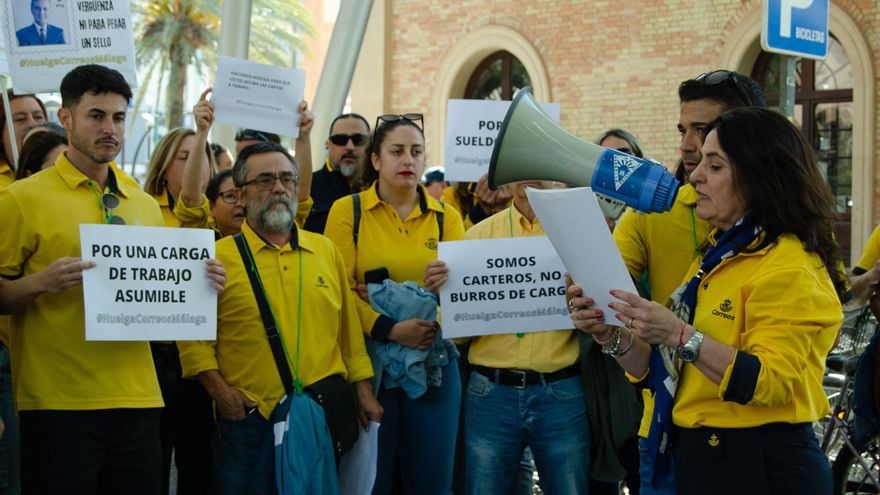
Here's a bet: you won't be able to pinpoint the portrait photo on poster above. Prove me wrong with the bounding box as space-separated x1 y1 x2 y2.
11 0 70 48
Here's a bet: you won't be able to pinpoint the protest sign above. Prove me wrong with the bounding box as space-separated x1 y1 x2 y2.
1 0 136 93
526 187 636 326
212 55 305 138
80 224 216 341
444 99 560 183
438 236 571 338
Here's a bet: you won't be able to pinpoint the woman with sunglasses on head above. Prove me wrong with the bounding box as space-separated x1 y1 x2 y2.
568 107 844 494
325 113 465 495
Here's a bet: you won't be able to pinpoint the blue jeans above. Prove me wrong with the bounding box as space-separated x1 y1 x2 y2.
465 373 590 495
638 437 676 495
211 410 265 495
373 359 460 495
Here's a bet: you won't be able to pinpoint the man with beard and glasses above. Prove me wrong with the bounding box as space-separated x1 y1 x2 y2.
177 141 382 494
0 64 226 495
303 113 371 234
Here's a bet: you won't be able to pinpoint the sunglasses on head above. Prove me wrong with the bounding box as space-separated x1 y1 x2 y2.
328 133 368 147
695 70 753 107
374 113 424 132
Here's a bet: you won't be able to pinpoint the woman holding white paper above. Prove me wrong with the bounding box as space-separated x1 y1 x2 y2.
567 107 844 495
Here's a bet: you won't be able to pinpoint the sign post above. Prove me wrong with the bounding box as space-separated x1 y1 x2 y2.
761 0 829 120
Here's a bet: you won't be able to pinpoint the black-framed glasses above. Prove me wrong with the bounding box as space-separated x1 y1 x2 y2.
328 133 368 147
235 129 270 142
695 70 753 107
238 172 298 191
374 113 424 132
217 189 239 205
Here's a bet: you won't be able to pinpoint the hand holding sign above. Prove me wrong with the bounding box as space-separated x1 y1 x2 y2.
37 257 96 294
296 100 314 139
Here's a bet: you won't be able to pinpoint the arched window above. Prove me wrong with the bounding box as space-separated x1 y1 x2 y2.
464 50 532 100
752 36 854 264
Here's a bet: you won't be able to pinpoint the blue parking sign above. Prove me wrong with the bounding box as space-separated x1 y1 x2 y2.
762 0 829 59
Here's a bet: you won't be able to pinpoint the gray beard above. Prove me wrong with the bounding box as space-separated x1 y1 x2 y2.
251 195 294 234
339 163 357 177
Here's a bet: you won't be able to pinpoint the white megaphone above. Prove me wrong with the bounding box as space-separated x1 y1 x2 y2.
488 88 679 216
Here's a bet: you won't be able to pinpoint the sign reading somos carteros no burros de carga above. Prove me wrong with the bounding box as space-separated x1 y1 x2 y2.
80 224 216 341
438 236 571 339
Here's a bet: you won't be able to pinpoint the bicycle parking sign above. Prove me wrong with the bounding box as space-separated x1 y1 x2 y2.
762 0 829 60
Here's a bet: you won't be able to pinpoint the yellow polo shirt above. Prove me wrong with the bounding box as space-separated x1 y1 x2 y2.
671 233 841 428
0 152 164 411
856 224 880 272
177 221 373 419
151 190 213 229
0 163 13 190
613 183 711 437
324 183 465 338
463 207 579 372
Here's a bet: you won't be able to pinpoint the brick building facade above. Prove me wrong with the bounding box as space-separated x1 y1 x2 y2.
347 0 879 264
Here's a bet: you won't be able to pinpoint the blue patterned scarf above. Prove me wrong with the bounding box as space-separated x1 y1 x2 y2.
645 213 761 488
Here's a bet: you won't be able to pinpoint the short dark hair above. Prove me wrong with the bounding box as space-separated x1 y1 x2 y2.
60 65 132 108
708 106 844 300
15 125 67 180
328 113 370 137
232 141 298 187
206 168 234 203
678 71 766 110
234 128 281 144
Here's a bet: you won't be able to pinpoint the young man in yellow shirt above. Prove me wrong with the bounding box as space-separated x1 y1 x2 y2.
0 64 225 494
177 142 382 494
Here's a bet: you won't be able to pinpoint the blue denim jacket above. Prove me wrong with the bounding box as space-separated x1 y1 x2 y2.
367 280 458 399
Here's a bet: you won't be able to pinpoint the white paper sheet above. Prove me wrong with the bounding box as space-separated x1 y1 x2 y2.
526 187 637 326
212 55 305 138
338 421 380 495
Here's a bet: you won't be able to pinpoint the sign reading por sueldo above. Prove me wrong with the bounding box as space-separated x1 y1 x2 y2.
762 0 829 60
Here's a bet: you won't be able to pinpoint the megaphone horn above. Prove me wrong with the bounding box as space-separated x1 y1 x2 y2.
488 88 679 214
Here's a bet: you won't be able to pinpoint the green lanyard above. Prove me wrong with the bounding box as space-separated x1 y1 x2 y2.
508 208 525 339
240 238 305 395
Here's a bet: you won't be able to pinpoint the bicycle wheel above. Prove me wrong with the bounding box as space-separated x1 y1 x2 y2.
832 434 880 495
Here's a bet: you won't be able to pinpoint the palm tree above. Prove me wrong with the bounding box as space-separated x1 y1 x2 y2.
133 0 314 129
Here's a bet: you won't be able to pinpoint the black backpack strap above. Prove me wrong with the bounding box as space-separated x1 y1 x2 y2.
352 193 362 247
437 200 444 242
232 233 294 396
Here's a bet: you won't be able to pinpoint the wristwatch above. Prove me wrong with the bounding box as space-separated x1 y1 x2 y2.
679 329 704 363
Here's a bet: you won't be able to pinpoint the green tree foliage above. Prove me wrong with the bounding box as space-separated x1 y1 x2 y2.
133 0 314 129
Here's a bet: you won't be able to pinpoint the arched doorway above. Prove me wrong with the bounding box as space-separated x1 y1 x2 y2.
463 50 532 101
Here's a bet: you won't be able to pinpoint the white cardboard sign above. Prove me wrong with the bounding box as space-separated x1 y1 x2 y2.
438 236 571 338
1 0 137 93
80 224 216 341
444 99 560 183
212 55 305 138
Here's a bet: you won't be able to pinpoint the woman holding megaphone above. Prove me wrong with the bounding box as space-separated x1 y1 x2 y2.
567 107 845 495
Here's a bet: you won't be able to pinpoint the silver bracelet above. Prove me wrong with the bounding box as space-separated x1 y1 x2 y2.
600 326 635 357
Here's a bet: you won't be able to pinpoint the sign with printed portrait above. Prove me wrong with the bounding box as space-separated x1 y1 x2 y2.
1 0 136 92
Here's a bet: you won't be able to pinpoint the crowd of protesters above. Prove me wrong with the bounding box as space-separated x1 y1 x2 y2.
0 61 861 495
